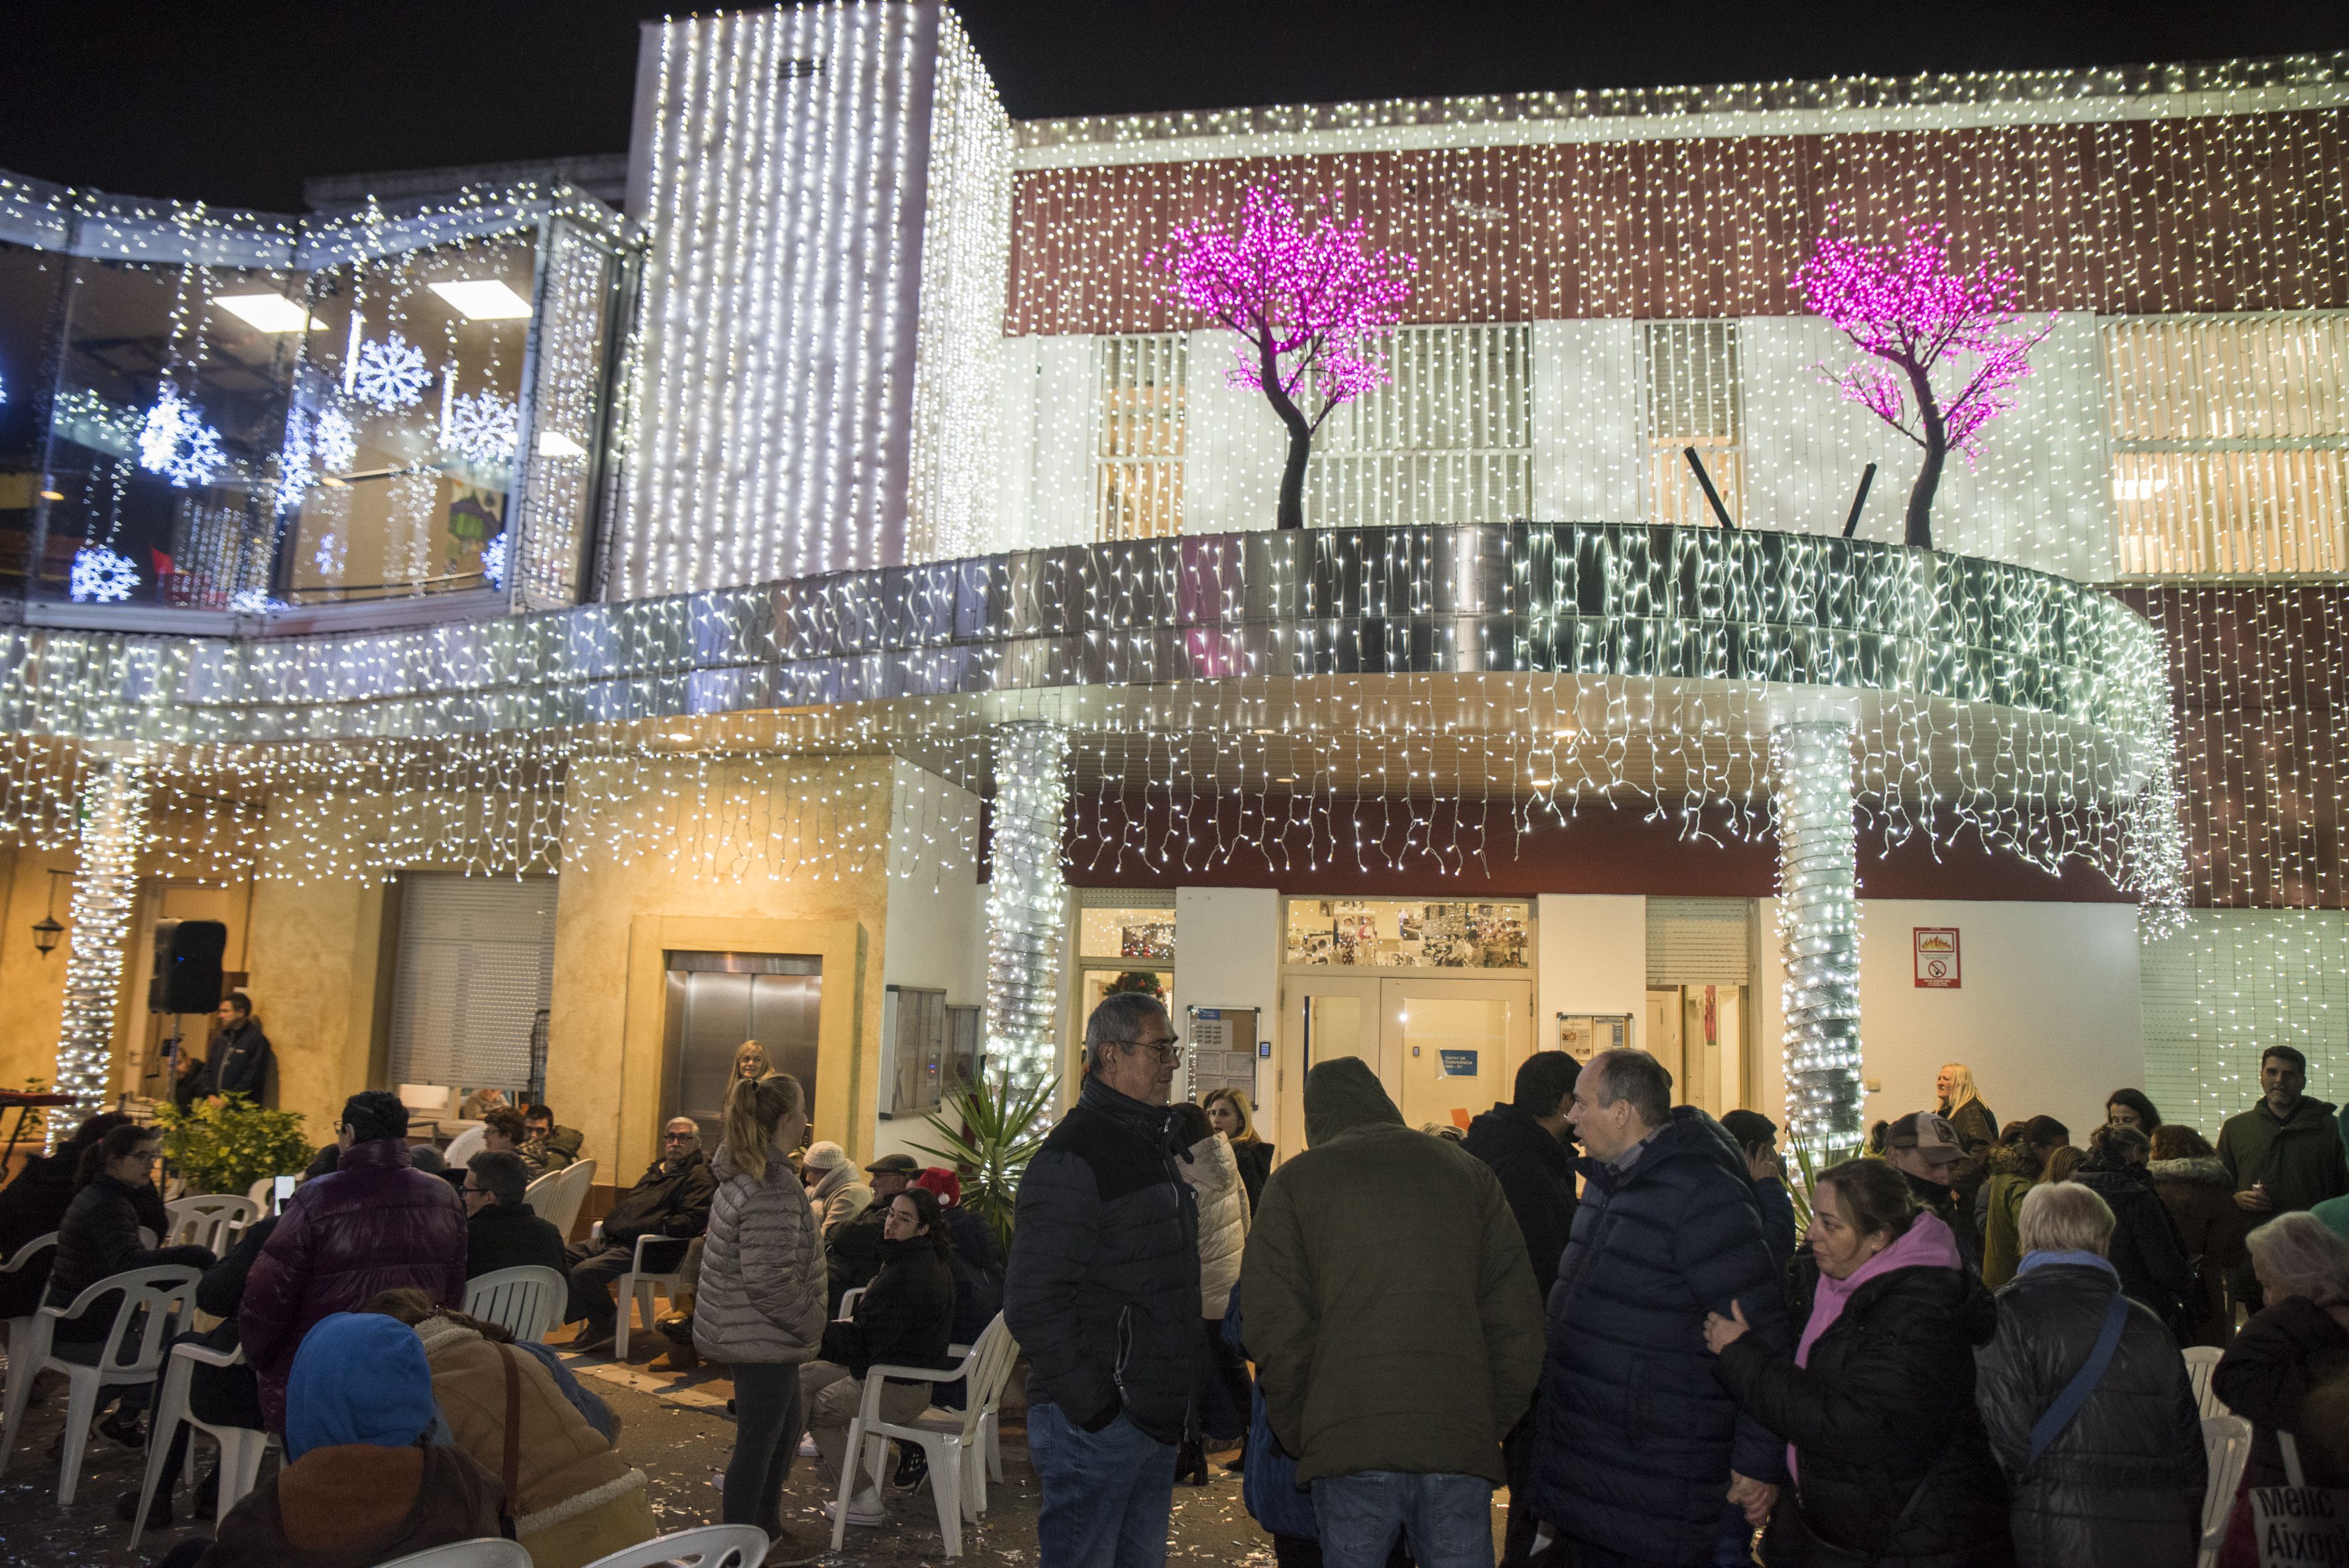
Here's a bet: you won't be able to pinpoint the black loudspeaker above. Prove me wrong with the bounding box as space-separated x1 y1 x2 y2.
150 918 228 1015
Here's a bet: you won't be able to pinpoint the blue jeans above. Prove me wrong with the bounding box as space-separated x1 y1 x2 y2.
1027 1402 1177 1568
1313 1471 1496 1568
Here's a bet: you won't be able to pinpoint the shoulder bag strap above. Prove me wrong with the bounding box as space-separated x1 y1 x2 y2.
495 1343 524 1528
2028 1288 2130 1467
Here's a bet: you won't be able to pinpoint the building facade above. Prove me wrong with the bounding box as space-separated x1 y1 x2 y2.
0 8 2338 1193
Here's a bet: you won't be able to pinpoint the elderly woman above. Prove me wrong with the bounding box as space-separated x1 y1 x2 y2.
2212 1213 2349 1564
1705 1159 2010 1567
1974 1181 2204 1568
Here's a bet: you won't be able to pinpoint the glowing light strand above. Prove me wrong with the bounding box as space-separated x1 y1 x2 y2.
1773 719 1864 1150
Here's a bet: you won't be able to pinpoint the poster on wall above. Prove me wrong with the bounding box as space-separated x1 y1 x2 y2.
1914 928 1961 989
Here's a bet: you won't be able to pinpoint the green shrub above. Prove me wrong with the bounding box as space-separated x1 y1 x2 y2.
152 1095 313 1197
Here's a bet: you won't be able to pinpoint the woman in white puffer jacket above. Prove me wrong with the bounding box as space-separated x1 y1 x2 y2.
1175 1100 1253 1484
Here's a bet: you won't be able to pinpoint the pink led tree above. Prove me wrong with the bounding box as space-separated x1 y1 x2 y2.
1158 184 1415 530
1793 216 2051 550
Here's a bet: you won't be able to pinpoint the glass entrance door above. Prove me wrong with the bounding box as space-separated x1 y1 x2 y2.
1280 975 1530 1156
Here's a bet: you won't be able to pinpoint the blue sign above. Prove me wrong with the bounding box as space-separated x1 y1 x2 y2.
1439 1049 1478 1077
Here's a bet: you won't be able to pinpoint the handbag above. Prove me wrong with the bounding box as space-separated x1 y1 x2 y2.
1760 1442 1953 1568
2251 1431 2349 1567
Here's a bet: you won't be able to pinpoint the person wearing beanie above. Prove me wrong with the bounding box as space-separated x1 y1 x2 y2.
237 1091 469 1432
800 1140 871 1243
162 1312 501 1568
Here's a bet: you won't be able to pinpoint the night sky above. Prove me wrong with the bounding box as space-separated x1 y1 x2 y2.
6 1 2347 211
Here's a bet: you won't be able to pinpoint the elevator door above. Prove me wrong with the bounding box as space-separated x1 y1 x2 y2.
665 956 823 1148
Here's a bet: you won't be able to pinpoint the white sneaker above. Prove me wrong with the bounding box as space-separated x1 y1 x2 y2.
822 1488 888 1528
797 1433 818 1459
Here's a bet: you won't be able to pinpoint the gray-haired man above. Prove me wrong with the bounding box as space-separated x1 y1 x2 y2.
1004 993 1201 1568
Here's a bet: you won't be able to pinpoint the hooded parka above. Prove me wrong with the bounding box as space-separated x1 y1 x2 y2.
1178 1128 1249 1318
2147 1155 2248 1347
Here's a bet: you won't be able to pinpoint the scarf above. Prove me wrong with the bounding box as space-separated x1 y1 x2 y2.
2017 1248 2118 1278
1796 1212 1964 1370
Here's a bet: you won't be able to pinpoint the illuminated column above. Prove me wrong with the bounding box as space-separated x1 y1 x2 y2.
54 751 150 1130
983 721 1071 1103
1772 719 1862 1153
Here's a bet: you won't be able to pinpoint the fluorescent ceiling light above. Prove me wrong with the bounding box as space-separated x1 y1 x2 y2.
429 280 533 321
211 293 326 332
536 430 587 458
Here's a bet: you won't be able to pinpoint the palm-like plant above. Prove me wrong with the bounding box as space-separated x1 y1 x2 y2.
910 1069 1059 1254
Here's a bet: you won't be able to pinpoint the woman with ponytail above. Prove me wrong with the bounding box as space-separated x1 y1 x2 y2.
694 1074 827 1564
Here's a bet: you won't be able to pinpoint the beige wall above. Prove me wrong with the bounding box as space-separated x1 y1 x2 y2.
0 845 77 1134
547 756 897 1183
241 859 393 1144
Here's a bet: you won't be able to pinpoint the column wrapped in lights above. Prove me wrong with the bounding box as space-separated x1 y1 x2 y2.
1772 721 1862 1153
983 722 1072 1103
53 751 150 1133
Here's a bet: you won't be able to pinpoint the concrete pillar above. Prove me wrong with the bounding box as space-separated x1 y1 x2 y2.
1770 719 1862 1153
983 721 1070 1103
55 751 149 1130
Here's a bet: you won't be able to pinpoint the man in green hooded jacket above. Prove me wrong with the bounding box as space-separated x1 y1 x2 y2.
2219 1045 2349 1305
1241 1057 1545 1567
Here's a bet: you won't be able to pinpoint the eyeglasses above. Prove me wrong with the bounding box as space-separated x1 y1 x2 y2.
1123 1036 1181 1063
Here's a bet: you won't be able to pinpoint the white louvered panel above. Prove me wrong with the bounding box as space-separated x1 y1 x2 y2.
2139 910 2349 1133
388 873 558 1089
1093 333 1188 542
1646 897 1754 986
1305 324 1533 528
1642 320 1746 530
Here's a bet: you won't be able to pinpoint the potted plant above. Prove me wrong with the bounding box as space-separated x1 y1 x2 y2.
151 1093 313 1197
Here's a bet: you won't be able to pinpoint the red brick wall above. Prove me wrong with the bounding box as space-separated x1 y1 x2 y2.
1010 110 2349 332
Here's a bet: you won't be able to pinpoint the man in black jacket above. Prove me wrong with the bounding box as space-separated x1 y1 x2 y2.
565 1117 715 1355
1463 1050 1580 1567
1006 993 1200 1568
462 1150 568 1280
209 992 272 1105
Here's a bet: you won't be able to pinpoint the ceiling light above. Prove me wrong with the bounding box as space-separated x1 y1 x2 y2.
211 293 326 332
429 280 533 321
1274 776 1296 784
320 475 349 489
1529 779 1555 788
536 430 587 458
38 489 64 502
666 731 695 743
1250 728 1276 735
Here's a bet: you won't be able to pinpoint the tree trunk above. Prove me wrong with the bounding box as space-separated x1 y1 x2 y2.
1258 330 1315 531
1904 363 1945 550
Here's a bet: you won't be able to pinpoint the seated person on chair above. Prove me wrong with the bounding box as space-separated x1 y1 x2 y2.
0 1111 134 1318
564 1117 715 1357
457 1086 508 1121
462 1151 568 1280
522 1105 584 1174
806 1186 958 1531
823 1152 920 1315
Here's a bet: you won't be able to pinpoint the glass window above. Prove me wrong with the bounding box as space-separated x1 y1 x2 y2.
2104 315 2349 576
1643 320 1744 529
0 241 64 596
1094 334 1186 542
1079 906 1176 962
1284 898 1531 969
1305 324 1532 528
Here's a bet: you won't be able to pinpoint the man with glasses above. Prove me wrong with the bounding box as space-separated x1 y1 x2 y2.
461 1150 566 1280
563 1116 716 1357
1006 993 1201 1568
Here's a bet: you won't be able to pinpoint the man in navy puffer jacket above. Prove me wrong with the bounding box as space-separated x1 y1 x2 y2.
1006 993 1200 1568
1531 1050 1792 1567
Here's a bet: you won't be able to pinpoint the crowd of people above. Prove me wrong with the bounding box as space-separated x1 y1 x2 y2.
13 1006 2349 1568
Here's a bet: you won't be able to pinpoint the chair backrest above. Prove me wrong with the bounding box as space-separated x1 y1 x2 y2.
2202 1414 2252 1543
48 1265 202 1375
947 1313 1020 1445
835 1287 865 1322
534 1160 595 1239
461 1265 568 1343
2183 1345 2227 1418
442 1125 489 1170
245 1176 274 1212
1 1230 56 1277
165 1193 260 1252
575 1524 769 1568
372 1537 533 1568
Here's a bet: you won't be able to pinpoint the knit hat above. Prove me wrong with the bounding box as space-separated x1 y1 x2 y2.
913 1167 963 1207
284 1313 436 1463
803 1141 849 1172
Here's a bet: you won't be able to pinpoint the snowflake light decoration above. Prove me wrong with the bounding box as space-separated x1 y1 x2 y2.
272 415 313 513
314 407 358 471
480 531 510 589
353 333 430 409
227 588 287 615
69 545 139 604
446 392 519 466
137 388 226 489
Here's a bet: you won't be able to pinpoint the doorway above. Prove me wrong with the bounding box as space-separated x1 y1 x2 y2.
1644 983 1747 1119
1278 975 1531 1158
662 952 823 1148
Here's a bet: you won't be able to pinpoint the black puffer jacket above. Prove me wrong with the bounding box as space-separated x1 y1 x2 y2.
1975 1261 2203 1568
2071 1157 2197 1331
1715 1250 2012 1567
1462 1101 1578 1299
1531 1109 1793 1565
45 1174 215 1343
822 1235 955 1381
2214 1294 2349 1489
0 1149 78 1317
599 1149 716 1248
941 1206 1003 1347
1005 1073 1201 1444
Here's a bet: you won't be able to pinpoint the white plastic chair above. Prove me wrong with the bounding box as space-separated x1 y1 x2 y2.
613 1233 688 1360
577 1523 769 1567
244 1176 274 1213
2200 1414 2252 1568
373 1538 533 1568
164 1193 259 1253
0 1263 202 1503
442 1124 488 1172
526 1159 595 1240
828 1312 1021 1557
835 1286 866 1322
462 1265 568 1343
127 1339 272 1549
1 1232 60 1416
2183 1345 2230 1418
